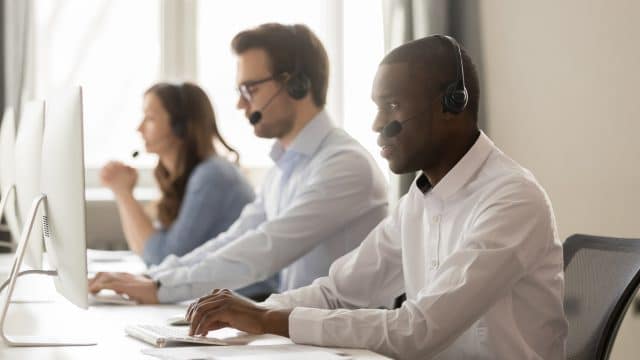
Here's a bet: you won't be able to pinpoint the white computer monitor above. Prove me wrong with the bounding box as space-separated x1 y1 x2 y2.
0 107 21 246
0 87 94 346
14 101 46 269
40 87 89 309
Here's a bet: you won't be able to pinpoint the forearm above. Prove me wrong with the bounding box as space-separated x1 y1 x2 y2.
262 308 292 337
114 192 154 254
153 255 256 303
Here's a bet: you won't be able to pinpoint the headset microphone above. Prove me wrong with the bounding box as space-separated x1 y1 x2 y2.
248 111 262 125
248 85 285 125
381 120 402 138
381 110 428 138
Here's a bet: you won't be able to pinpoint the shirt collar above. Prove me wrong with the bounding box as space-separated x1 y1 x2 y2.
269 110 334 162
416 130 495 199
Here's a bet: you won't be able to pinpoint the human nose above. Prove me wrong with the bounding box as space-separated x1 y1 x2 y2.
372 110 388 134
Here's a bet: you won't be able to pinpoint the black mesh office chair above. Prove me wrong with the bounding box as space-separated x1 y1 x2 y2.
564 234 640 360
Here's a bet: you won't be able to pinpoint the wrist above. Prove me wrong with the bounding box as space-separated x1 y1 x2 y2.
114 189 135 200
262 308 292 337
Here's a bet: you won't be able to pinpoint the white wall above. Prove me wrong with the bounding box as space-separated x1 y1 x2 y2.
476 3 640 356
477 0 640 241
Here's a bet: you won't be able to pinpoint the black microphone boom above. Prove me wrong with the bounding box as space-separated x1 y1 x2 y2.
381 108 432 138
248 85 285 126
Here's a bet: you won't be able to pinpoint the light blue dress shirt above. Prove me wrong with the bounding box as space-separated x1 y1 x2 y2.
148 111 388 303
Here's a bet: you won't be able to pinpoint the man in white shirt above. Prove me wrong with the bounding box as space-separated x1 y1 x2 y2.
88 24 388 304
184 35 568 359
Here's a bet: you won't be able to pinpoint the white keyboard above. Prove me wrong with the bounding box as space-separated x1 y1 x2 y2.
125 324 228 347
90 290 137 305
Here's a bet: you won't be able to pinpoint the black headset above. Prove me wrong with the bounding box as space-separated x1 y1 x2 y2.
247 26 312 125
170 83 189 138
381 35 469 138
283 25 311 100
440 35 468 114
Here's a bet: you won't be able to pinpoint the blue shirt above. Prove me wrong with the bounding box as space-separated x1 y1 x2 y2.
142 156 255 266
148 111 388 303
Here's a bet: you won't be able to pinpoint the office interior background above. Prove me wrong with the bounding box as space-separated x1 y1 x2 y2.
1 0 639 357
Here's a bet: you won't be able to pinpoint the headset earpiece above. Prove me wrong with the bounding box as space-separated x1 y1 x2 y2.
285 25 311 101
286 72 311 100
442 81 468 114
171 119 186 138
440 36 469 114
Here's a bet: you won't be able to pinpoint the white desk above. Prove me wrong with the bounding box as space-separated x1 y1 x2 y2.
0 253 389 359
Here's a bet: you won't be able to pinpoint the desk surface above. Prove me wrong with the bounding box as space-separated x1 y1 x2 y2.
0 253 388 360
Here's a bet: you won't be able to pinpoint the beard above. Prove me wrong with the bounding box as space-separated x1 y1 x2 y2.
253 106 296 140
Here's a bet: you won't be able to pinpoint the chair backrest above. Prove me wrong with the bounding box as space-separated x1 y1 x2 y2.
564 234 640 360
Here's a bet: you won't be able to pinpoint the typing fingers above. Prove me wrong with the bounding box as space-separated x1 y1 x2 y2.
193 310 230 336
188 297 228 336
186 289 225 320
88 272 111 293
88 272 128 294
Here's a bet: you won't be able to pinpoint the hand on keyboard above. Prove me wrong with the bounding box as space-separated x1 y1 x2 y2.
89 289 137 305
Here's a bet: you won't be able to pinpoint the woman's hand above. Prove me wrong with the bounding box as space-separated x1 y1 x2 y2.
100 161 138 197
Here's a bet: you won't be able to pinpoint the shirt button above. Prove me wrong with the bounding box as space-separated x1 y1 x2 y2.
430 260 438 269
432 215 441 224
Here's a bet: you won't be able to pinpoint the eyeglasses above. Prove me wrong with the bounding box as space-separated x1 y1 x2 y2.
237 75 277 102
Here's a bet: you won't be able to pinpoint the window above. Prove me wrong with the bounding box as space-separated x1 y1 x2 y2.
197 0 336 168
30 0 388 185
32 0 161 170
342 1 387 176
196 0 387 175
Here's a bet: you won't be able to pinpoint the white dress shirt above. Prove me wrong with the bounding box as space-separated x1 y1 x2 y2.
265 132 568 360
147 111 388 303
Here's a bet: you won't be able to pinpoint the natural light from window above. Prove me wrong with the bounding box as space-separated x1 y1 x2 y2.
197 0 386 175
32 0 160 169
31 0 388 183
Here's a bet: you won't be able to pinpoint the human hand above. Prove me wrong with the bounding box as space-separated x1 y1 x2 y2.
185 289 291 337
88 272 159 304
100 161 138 196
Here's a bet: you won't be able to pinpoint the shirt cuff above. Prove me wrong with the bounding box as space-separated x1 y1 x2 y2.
289 307 331 345
152 267 193 303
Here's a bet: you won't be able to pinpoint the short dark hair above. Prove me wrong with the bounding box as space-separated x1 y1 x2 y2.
381 36 480 120
231 23 329 107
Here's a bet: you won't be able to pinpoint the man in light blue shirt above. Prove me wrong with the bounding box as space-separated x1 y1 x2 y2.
89 23 388 304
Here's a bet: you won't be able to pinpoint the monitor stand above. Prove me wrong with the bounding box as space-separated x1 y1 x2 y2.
0 194 96 346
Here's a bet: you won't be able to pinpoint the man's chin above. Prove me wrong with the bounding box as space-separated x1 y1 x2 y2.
253 125 283 140
387 161 405 175
387 159 417 175
253 127 271 139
